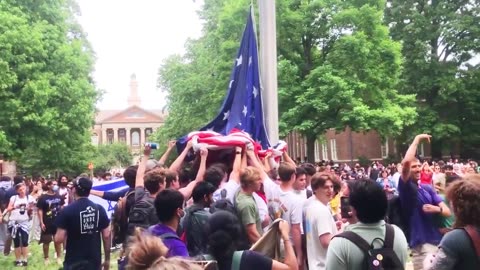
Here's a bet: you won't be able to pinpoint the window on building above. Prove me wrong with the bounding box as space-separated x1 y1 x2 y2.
145 128 153 141
330 139 337 161
132 131 140 146
322 142 328 160
107 129 114 144
91 133 98 145
418 142 425 157
118 129 126 143
381 138 389 158
314 140 320 162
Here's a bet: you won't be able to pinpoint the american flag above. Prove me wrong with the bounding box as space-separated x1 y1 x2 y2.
177 7 270 151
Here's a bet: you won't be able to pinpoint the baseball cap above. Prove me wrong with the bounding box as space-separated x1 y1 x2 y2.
73 177 93 192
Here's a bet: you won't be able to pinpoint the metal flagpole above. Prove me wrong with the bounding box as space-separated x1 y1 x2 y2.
258 0 279 144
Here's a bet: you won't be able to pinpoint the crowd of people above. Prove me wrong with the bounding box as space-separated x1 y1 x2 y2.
0 134 479 270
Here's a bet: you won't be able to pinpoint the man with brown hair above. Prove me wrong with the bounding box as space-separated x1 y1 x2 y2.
236 166 263 246
304 173 340 270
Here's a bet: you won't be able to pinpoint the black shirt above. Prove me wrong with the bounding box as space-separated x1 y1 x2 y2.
219 250 272 270
37 193 64 227
55 197 109 268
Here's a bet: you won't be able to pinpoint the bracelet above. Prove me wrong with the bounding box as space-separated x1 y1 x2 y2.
236 151 242 154
439 206 443 214
282 238 290 242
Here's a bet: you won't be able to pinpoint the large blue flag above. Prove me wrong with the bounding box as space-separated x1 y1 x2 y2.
177 7 270 151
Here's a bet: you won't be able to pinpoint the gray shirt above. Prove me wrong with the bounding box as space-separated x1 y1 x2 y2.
426 227 480 270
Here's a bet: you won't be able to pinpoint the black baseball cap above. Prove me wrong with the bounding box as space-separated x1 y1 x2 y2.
73 177 93 192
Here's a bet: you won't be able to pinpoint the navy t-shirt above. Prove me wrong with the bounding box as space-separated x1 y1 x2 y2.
56 197 109 268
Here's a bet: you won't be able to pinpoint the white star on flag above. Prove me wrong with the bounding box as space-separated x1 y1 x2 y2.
248 56 252 66
253 86 258 98
229 80 234 89
238 122 242 126
223 110 230 120
206 127 214 131
242 106 248 117
236 55 243 66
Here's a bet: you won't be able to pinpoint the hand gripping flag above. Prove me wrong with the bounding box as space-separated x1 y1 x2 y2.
177 6 270 154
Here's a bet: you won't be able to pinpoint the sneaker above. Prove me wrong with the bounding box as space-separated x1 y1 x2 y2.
22 261 28 267
44 258 50 265
57 258 62 265
14 261 23 267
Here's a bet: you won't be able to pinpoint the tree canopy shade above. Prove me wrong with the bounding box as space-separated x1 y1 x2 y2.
277 0 417 161
156 0 417 161
385 0 480 158
0 0 99 173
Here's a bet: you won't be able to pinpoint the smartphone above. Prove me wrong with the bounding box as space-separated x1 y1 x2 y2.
340 196 352 218
145 142 158 150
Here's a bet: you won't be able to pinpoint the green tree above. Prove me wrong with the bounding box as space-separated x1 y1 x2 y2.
89 143 133 174
157 0 417 162
0 0 99 172
385 0 480 158
278 0 417 160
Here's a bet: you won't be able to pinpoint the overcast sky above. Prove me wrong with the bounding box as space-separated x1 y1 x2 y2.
76 0 204 110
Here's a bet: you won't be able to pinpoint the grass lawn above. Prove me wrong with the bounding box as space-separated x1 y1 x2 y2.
0 242 120 270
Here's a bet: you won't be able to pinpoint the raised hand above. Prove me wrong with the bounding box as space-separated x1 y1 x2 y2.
143 144 152 156
168 140 177 149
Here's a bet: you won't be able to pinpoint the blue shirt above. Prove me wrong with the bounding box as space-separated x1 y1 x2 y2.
398 178 442 247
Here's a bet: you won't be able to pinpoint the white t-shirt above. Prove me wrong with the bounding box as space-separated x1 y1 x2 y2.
263 178 303 239
8 195 35 223
304 198 338 270
293 189 308 234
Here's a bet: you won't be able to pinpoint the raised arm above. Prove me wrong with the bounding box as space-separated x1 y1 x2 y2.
229 146 244 183
282 151 296 167
246 149 270 181
135 145 151 188
179 148 208 200
402 134 431 164
158 140 176 166
169 140 193 173
401 134 431 182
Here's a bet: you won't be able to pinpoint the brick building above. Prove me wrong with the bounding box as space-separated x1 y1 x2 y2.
284 127 432 164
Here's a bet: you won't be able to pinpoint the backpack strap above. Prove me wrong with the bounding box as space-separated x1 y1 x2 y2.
384 224 395 249
159 232 181 241
464 226 480 258
334 231 371 253
231 250 243 270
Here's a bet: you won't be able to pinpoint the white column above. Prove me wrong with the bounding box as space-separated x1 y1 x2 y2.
113 128 118 143
258 0 279 144
126 128 131 147
140 128 145 146
102 128 107 145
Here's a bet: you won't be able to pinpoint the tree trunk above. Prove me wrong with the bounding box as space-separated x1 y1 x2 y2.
431 138 443 160
306 136 316 163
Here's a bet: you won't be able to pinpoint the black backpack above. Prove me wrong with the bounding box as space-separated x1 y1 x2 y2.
111 190 135 246
209 189 237 215
127 193 159 235
334 224 404 270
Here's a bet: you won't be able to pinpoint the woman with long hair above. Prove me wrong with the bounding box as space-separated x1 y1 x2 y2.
207 210 298 270
425 174 480 270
